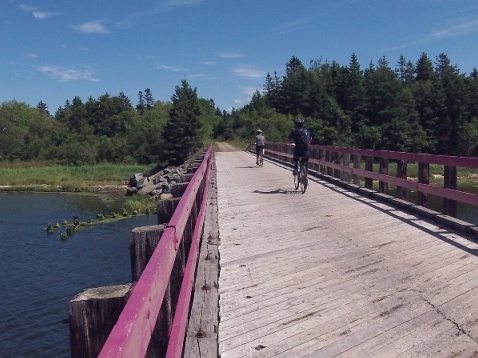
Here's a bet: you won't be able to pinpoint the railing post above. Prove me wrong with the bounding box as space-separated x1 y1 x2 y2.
418 162 429 207
319 148 326 174
444 165 457 216
146 284 172 357
129 225 172 357
353 154 361 186
396 160 408 200
326 150 333 176
364 156 373 189
379 157 389 193
332 152 340 178
343 153 351 182
69 285 132 358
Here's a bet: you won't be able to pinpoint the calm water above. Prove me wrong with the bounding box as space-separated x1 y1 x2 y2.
0 192 155 358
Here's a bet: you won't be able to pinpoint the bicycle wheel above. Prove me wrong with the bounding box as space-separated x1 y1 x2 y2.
300 165 307 193
293 162 300 190
259 155 263 167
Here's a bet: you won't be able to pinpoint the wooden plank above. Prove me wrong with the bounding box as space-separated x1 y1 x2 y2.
215 150 478 358
184 160 220 358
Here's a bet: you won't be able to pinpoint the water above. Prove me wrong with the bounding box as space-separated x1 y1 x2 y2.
0 192 156 358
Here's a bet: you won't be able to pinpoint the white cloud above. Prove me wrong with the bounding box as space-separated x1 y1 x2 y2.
431 16 478 39
232 66 265 80
219 51 245 59
19 4 58 19
274 15 319 35
383 14 478 53
33 11 58 19
72 21 109 34
35 65 99 82
28 53 38 58
19 4 36 12
158 64 187 72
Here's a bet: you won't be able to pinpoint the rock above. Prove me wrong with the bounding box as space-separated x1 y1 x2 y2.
126 187 138 196
159 193 174 200
129 173 144 187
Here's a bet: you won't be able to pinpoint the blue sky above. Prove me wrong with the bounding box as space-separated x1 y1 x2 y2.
2 0 478 113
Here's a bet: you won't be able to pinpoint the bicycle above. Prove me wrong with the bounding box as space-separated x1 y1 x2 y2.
256 147 264 167
293 157 308 193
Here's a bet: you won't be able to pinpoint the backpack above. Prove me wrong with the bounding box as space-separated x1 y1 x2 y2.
295 128 309 149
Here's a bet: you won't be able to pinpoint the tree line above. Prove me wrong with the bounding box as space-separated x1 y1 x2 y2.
0 80 221 166
216 52 478 156
2 51 478 167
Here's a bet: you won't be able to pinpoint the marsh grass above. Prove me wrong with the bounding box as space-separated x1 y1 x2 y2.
0 162 154 192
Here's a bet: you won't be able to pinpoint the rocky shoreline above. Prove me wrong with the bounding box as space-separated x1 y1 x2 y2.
127 165 188 199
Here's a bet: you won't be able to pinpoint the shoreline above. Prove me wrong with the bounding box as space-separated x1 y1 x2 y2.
0 184 128 195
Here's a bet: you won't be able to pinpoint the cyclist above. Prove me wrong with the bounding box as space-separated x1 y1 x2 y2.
289 118 312 175
255 129 265 165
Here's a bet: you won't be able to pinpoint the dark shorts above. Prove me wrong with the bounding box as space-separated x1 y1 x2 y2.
256 146 264 156
293 148 309 162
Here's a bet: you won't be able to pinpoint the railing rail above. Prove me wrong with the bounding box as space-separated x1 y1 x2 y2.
98 145 214 358
265 143 478 224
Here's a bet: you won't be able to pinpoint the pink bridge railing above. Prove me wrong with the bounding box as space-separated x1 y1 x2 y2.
98 145 214 358
265 143 478 231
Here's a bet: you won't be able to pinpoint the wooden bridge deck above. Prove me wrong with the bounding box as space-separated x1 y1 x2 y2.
215 150 478 358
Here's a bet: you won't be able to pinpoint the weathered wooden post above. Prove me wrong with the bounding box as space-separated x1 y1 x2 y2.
396 160 408 200
129 225 173 357
343 152 351 182
333 151 341 179
326 150 333 176
68 284 132 358
157 198 181 224
353 154 361 186
364 156 373 189
379 157 389 193
444 165 457 217
418 162 429 207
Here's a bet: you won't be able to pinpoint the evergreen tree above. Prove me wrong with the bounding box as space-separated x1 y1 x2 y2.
263 71 282 109
278 56 307 115
119 92 133 110
36 101 50 116
136 91 145 114
160 80 202 166
144 88 154 110
434 53 468 154
395 55 415 83
415 52 434 81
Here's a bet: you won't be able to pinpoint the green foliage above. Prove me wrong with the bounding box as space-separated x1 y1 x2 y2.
2 50 478 167
160 80 203 166
214 52 478 156
0 162 153 190
122 195 156 214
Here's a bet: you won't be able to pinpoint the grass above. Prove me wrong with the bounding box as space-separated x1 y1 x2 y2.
0 162 154 192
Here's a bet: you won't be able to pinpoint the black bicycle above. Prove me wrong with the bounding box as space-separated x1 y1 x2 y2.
257 147 264 167
293 157 308 193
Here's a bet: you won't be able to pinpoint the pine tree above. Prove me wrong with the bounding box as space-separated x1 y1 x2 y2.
136 91 145 114
144 88 154 110
160 80 202 166
36 101 50 116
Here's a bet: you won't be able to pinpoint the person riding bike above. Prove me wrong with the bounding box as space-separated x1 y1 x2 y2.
289 118 312 175
255 129 266 165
